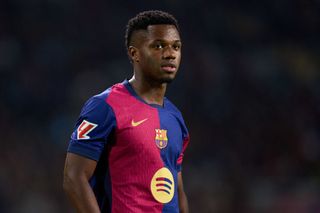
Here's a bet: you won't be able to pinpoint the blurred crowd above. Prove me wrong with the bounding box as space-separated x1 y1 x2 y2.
1 0 320 212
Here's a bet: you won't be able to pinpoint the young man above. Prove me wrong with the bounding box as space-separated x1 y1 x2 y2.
63 10 189 213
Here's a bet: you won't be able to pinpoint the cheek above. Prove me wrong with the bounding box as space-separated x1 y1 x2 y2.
177 53 181 63
144 53 161 67
175 53 182 67
139 56 159 74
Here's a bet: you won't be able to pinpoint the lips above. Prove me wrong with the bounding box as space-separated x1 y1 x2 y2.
161 63 176 72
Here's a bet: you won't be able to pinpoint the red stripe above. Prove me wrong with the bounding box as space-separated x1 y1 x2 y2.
177 136 190 165
156 177 165 181
107 83 163 212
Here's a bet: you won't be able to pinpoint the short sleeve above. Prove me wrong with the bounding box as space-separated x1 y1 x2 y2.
166 100 190 172
176 135 190 172
67 96 116 161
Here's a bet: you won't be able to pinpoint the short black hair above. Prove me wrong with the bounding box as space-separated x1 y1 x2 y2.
125 10 180 49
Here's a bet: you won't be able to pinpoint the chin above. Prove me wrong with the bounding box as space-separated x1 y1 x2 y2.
160 77 175 84
160 73 176 84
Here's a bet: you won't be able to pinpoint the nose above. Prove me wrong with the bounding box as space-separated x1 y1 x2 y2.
163 46 176 59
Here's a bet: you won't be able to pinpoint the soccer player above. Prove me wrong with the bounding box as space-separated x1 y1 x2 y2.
63 10 190 213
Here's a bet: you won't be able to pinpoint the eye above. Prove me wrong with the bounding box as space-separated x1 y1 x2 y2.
173 44 181 50
154 43 163 49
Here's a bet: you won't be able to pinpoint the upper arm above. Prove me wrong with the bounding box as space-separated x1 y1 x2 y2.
178 172 189 213
63 153 101 213
177 172 185 194
64 152 97 181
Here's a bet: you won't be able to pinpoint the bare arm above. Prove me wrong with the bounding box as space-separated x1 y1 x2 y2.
178 172 189 213
63 153 100 213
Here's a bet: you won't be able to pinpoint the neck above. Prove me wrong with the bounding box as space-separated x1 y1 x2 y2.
128 76 167 106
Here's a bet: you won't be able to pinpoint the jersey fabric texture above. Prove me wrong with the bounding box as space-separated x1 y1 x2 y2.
67 80 189 213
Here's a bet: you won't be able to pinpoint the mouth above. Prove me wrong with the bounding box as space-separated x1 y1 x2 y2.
161 63 177 73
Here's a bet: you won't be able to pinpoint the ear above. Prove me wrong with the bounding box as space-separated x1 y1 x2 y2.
128 46 139 62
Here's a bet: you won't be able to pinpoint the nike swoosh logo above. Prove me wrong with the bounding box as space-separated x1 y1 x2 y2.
131 118 148 127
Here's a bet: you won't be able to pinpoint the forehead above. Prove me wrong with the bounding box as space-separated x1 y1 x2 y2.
132 25 180 45
146 25 180 41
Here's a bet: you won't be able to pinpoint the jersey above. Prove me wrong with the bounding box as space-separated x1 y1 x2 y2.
67 79 189 213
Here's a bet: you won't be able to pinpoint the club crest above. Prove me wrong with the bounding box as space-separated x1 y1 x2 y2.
155 129 168 149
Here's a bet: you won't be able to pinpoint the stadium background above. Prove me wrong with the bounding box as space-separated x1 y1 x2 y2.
1 1 320 212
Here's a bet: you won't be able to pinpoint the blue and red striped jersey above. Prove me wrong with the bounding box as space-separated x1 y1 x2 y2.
67 80 189 213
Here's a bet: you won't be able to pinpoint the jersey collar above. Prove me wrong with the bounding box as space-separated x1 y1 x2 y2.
122 79 166 109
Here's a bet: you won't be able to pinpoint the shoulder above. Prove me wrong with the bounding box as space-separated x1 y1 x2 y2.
164 97 189 136
80 85 117 117
83 81 127 107
79 80 133 117
88 81 126 103
164 97 183 117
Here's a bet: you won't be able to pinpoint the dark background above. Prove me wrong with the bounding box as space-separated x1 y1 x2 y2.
1 0 320 212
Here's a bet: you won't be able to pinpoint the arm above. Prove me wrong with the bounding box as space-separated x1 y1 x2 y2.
63 152 100 213
178 172 189 213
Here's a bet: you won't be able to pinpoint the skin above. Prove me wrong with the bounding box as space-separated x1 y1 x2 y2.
178 172 189 213
63 24 188 213
128 24 182 106
63 153 100 213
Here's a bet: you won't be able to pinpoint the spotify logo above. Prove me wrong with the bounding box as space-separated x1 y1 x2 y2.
150 167 174 203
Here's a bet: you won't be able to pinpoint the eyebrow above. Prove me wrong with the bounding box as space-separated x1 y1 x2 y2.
152 39 181 43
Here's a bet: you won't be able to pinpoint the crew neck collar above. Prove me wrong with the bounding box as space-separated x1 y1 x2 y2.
122 79 165 109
